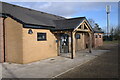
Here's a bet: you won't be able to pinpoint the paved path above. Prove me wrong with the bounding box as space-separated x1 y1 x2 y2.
2 49 109 78
56 44 119 78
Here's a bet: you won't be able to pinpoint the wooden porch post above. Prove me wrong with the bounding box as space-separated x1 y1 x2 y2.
89 32 92 53
71 31 76 59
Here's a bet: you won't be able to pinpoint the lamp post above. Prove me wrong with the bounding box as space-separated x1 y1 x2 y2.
106 5 111 40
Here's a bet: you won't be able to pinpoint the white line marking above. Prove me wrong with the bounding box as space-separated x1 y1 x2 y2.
52 59 91 78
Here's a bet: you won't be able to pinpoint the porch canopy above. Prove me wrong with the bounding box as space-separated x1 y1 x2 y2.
51 17 94 59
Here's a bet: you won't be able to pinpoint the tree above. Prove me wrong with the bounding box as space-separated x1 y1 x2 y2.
94 23 99 28
88 18 95 28
94 23 102 31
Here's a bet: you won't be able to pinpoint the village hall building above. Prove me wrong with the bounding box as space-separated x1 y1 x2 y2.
0 2 103 64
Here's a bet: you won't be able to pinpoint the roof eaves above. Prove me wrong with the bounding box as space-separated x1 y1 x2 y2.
94 31 104 33
51 28 74 31
24 24 55 28
23 24 55 29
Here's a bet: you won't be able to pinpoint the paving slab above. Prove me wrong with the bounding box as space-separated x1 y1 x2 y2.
1 49 109 78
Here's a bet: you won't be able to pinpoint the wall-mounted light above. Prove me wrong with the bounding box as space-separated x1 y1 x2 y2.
28 29 33 34
56 40 58 43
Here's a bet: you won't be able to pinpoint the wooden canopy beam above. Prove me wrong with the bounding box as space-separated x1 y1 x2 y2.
75 29 90 32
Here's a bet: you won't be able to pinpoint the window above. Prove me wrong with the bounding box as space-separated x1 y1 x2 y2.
76 34 80 39
99 35 101 38
37 33 46 41
95 35 98 38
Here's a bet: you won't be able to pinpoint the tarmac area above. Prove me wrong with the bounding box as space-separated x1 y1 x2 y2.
56 43 119 78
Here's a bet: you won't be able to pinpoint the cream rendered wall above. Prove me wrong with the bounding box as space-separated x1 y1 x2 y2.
22 28 57 63
5 17 23 63
4 17 58 64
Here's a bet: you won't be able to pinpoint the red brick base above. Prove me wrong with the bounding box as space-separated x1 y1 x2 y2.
94 33 103 48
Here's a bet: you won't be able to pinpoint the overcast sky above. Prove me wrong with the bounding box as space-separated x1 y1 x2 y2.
3 2 118 31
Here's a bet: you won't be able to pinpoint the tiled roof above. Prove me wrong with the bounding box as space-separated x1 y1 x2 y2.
53 17 85 30
0 2 93 31
0 2 65 27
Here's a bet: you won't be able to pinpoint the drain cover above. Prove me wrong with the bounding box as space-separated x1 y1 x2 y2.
50 58 55 60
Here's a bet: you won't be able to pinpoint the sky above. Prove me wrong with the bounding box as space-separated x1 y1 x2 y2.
2 1 118 32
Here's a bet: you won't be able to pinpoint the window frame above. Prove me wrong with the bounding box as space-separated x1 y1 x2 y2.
76 34 81 39
37 33 47 41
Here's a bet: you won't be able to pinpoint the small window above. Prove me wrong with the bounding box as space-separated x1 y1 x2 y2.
95 35 98 38
76 34 80 39
99 35 101 38
37 33 46 41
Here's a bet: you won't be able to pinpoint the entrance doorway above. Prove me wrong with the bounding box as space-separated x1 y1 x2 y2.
60 34 69 53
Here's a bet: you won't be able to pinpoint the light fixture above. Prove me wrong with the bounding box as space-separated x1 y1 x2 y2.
28 29 33 34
